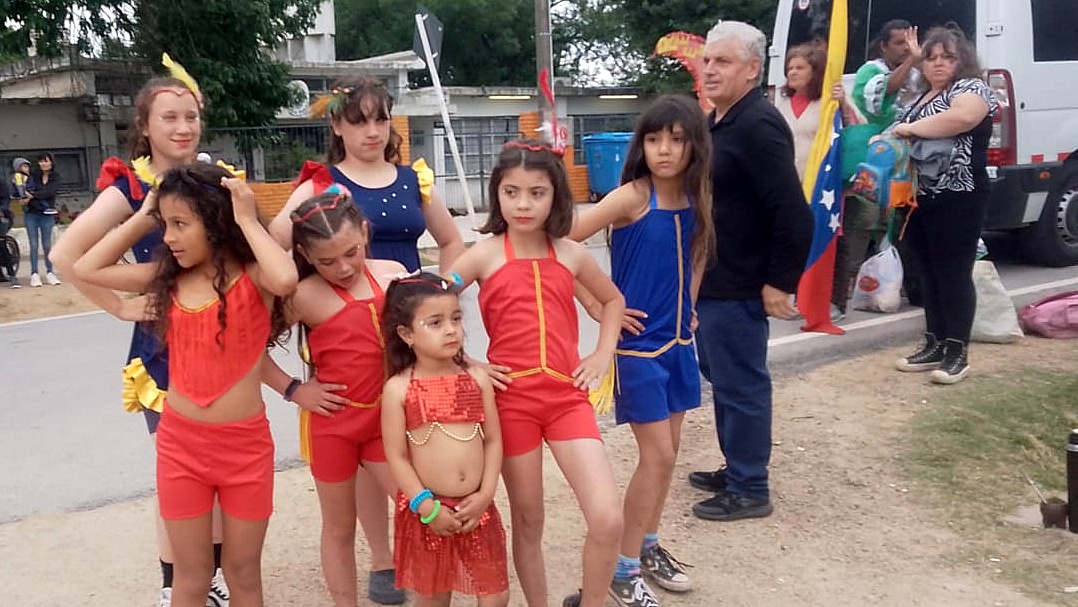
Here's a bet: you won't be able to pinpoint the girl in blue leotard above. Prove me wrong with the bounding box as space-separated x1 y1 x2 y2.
570 94 715 607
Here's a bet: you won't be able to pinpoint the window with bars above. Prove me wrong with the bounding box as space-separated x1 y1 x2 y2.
571 114 636 164
439 117 519 174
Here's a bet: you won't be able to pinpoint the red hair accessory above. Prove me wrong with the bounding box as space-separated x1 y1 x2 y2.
291 189 349 223
502 140 564 158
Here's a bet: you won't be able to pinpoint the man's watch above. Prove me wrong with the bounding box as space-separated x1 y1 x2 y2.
283 377 303 402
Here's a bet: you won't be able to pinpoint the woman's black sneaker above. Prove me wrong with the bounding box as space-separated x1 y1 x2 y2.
895 332 945 372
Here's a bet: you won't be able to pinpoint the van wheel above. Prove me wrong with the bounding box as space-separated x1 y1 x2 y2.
1020 167 1078 267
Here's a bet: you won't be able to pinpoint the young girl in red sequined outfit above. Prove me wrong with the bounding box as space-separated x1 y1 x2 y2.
450 140 626 607
72 163 297 607
381 272 509 607
265 188 405 607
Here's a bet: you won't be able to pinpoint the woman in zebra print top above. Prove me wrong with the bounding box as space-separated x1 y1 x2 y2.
891 25 998 385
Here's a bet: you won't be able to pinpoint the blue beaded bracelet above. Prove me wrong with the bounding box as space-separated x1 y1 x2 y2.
409 488 434 514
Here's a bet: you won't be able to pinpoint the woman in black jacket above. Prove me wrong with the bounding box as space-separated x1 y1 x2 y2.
25 152 62 286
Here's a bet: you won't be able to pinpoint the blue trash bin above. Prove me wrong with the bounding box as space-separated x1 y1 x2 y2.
582 132 633 200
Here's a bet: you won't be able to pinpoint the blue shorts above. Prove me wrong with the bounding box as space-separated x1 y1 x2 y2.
613 344 701 425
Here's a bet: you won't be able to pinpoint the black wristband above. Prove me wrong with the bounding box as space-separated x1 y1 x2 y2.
283 377 302 402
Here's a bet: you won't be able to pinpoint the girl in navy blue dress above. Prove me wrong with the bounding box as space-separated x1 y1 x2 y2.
269 76 464 606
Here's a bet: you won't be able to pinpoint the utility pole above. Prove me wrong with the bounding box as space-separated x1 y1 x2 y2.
534 0 554 144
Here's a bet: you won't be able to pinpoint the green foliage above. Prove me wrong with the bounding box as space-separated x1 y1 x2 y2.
335 0 549 86
133 0 319 133
556 0 777 90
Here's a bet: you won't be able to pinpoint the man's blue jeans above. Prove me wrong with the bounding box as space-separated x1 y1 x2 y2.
23 212 55 275
695 298 772 500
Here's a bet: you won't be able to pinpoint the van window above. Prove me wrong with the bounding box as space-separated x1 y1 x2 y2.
784 0 975 74
1031 0 1078 62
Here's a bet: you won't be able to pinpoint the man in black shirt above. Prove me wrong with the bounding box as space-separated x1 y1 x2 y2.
688 20 814 522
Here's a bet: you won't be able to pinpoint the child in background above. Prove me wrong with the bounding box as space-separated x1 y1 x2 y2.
265 188 403 607
73 163 297 607
450 140 626 607
570 94 714 607
381 272 508 607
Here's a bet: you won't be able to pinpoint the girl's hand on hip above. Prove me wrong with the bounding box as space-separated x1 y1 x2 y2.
621 308 648 336
573 352 611 390
292 378 349 417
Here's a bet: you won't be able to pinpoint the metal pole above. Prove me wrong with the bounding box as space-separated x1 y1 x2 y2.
535 0 554 144
416 12 479 229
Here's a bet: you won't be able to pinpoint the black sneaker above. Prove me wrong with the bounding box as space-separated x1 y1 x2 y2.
368 569 405 605
895 332 944 372
608 575 660 607
687 468 726 492
692 492 773 521
929 339 969 385
562 591 582 607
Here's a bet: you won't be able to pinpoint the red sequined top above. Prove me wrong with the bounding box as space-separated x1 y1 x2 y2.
306 267 386 406
404 370 485 431
167 271 269 407
478 236 580 382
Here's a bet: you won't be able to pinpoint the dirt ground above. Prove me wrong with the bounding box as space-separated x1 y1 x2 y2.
2 286 1076 606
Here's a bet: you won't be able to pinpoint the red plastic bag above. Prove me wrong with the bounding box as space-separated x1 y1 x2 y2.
1018 290 1078 338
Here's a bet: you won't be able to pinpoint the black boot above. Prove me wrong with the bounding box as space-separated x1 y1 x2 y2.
930 339 969 384
895 332 944 372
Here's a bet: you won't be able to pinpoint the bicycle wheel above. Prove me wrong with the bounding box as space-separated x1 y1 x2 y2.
3 235 19 278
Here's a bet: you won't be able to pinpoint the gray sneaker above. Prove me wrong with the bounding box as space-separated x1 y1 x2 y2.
368 569 405 605
641 544 692 592
608 575 660 607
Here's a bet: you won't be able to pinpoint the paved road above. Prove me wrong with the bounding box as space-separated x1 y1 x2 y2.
1 241 1075 522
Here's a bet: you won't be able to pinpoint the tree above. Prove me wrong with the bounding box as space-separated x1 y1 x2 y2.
335 0 563 87
555 0 778 90
133 0 321 133
1 0 321 132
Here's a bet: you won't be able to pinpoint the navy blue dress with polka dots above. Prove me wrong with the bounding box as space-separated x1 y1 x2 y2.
330 164 427 271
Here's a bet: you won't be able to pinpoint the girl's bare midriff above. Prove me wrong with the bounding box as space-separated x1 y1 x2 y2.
165 364 266 424
409 424 486 498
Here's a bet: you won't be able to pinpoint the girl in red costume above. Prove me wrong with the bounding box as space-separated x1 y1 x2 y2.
264 188 404 606
450 140 626 607
267 77 464 604
381 271 508 607
72 163 297 607
49 56 231 607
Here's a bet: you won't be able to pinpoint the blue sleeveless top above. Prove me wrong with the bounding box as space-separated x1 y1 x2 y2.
610 186 695 355
330 165 426 271
112 176 169 389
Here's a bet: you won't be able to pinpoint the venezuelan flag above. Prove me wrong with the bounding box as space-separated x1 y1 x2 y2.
796 0 847 335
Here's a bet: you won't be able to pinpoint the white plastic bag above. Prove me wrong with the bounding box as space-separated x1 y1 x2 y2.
850 242 904 313
971 259 1023 343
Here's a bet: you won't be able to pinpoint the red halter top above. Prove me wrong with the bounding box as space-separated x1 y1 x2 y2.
404 370 485 430
478 236 581 382
306 266 386 407
167 271 269 407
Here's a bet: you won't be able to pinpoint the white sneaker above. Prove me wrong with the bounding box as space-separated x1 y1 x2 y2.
158 587 172 607
29 273 42 287
45 272 61 286
207 567 230 607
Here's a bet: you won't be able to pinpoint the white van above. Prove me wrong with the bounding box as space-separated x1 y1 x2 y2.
768 0 1078 266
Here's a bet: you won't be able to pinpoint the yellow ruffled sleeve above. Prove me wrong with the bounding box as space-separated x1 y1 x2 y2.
121 357 167 414
412 158 434 205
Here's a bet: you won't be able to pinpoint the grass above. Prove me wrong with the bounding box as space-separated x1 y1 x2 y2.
905 366 1078 603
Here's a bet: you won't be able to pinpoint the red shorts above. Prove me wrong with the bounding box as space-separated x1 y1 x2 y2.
156 404 275 521
301 405 386 483
496 373 602 457
393 492 508 597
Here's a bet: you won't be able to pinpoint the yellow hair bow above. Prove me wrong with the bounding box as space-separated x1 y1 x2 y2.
412 158 433 205
161 53 203 107
216 159 246 181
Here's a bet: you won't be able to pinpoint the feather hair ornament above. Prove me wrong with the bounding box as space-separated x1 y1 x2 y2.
161 53 203 107
309 86 354 119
